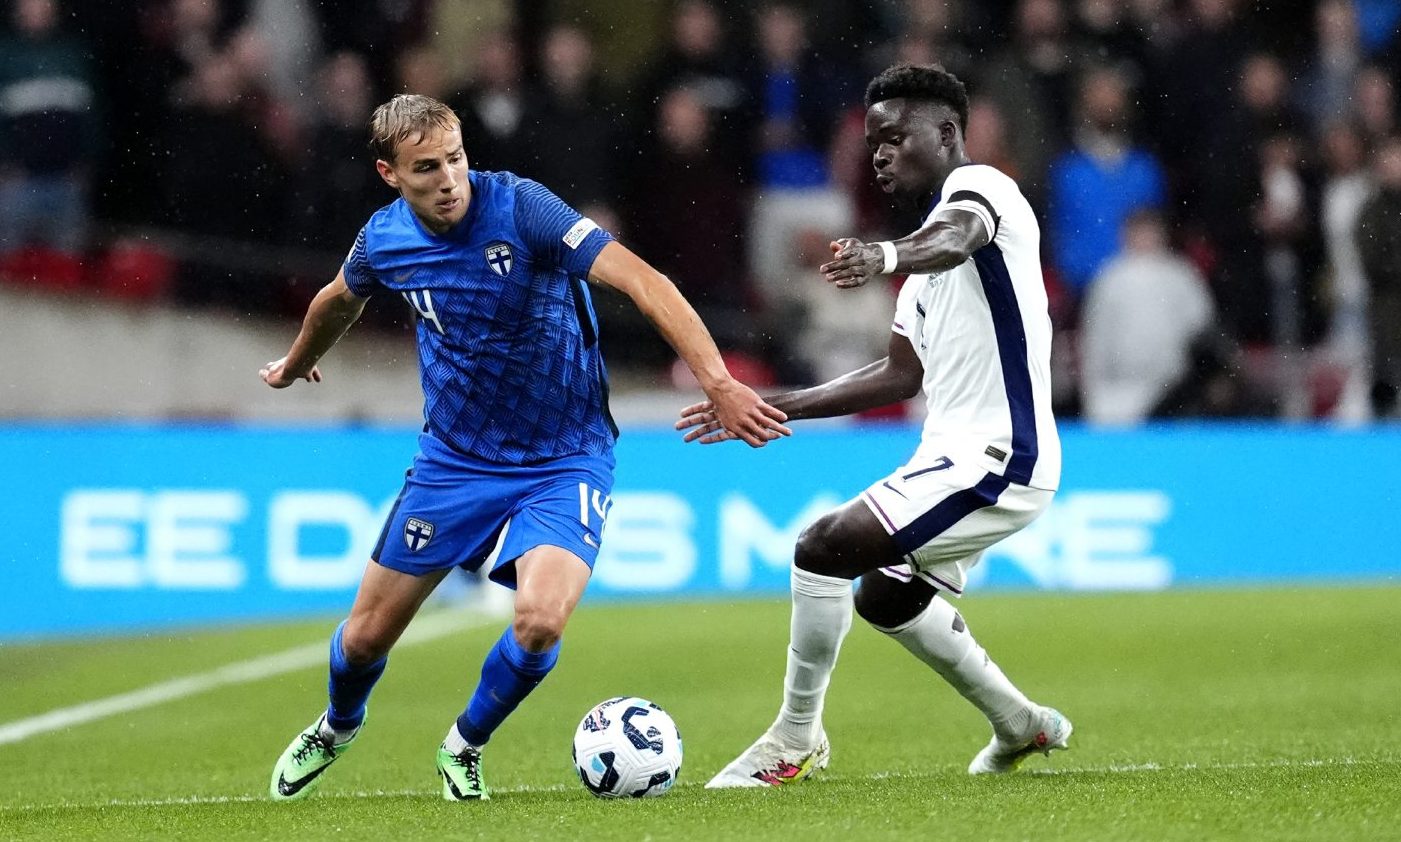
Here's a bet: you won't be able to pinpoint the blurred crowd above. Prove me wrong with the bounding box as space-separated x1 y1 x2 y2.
3 0 1401 423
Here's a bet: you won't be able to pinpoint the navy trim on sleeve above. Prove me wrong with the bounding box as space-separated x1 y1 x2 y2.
947 190 1000 238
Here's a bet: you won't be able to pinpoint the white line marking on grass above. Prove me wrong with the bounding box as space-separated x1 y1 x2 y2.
5 784 572 813
3 758 1396 814
1024 757 1397 776
0 609 492 748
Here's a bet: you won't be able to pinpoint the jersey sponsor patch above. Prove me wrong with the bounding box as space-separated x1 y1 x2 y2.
562 218 598 249
404 517 435 551
485 242 513 276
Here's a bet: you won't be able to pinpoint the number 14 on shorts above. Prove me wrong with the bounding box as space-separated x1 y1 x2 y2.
578 483 612 539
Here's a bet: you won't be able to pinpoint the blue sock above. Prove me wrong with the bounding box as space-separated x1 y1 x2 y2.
456 627 560 746
325 620 387 732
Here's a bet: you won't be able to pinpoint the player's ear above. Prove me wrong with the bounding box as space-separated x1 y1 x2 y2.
376 159 399 189
941 120 957 148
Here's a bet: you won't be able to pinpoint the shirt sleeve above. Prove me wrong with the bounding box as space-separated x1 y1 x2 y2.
513 178 615 275
341 226 384 297
934 165 1002 240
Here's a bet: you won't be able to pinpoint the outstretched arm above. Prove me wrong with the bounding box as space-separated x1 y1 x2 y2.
677 330 923 444
587 241 791 448
260 269 368 388
819 207 990 289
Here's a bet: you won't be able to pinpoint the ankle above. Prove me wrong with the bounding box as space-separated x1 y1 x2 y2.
991 705 1035 741
319 717 360 747
773 713 823 750
444 722 483 755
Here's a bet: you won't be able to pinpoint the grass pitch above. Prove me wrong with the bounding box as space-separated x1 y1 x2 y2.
2 585 1399 841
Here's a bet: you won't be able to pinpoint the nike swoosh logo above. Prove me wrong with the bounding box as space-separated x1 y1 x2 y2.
881 481 908 500
440 769 487 800
583 534 598 548
276 762 332 797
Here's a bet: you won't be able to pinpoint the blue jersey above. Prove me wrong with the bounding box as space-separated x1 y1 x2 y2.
342 171 617 464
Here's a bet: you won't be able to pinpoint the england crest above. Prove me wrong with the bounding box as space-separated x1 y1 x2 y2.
404 517 435 551
485 243 513 276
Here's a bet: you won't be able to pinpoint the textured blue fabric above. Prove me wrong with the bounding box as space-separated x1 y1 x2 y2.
342 170 617 464
371 432 614 582
326 619 387 732
457 627 561 746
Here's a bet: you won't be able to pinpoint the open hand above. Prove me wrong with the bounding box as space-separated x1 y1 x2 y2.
676 381 790 447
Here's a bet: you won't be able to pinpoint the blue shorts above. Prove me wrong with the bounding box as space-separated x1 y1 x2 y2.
372 432 615 587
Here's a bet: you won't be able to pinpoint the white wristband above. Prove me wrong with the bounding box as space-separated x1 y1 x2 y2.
875 241 898 274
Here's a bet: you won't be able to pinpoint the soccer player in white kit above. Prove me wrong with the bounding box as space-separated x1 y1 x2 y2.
678 64 1072 787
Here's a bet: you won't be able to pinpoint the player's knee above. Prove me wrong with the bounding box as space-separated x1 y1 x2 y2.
512 603 567 652
340 620 393 666
853 571 936 631
793 516 848 577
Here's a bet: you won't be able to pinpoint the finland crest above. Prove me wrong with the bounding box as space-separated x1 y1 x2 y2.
404 517 435 552
485 242 513 276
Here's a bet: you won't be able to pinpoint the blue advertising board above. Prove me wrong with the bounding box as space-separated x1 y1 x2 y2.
1 423 1398 640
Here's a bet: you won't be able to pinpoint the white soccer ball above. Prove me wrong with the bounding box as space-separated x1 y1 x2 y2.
572 696 683 798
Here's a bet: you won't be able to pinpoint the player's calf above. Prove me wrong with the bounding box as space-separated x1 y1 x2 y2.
854 568 937 629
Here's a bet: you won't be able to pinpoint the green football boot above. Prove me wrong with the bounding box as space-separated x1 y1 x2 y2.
270 714 359 801
436 743 490 801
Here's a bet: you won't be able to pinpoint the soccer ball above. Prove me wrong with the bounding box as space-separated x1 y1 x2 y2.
572 696 683 798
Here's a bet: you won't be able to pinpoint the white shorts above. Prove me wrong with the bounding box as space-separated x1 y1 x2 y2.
860 450 1053 596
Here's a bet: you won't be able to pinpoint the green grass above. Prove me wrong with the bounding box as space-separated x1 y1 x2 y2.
2 586 1400 840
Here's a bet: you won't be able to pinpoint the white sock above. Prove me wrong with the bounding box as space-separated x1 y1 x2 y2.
443 723 476 755
318 716 359 747
882 596 1034 740
774 566 854 749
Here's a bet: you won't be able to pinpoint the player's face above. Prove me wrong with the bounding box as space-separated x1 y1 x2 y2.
377 124 470 233
865 99 955 200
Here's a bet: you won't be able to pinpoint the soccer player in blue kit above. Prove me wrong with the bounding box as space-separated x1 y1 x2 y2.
260 94 789 801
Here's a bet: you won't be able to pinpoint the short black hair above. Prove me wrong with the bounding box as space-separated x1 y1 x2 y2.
865 64 970 133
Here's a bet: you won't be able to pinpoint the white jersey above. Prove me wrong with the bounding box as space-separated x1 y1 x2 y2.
891 164 1060 490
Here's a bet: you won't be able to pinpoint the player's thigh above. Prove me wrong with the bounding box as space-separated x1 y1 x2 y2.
795 496 903 579
512 546 592 648
343 561 451 661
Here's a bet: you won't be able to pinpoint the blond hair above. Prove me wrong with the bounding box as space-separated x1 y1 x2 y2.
368 94 460 163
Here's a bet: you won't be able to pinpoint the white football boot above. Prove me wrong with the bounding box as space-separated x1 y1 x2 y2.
968 705 1073 774
706 729 831 789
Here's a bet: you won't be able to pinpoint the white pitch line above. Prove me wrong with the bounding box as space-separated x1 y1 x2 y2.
0 608 493 748
2 758 1395 814
4 784 572 813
